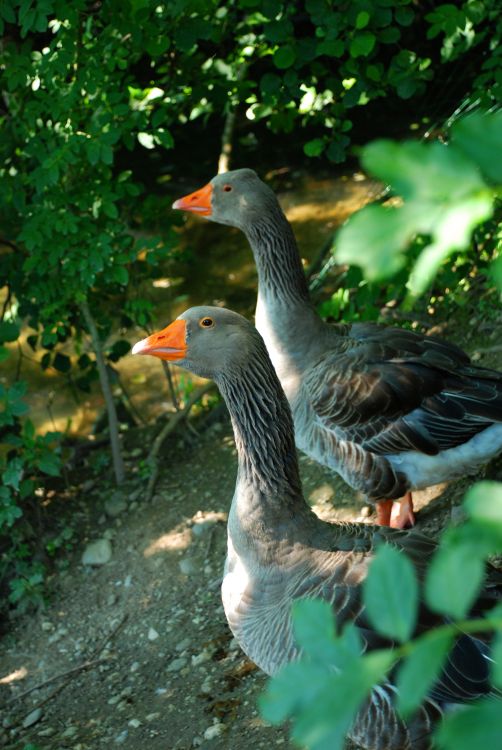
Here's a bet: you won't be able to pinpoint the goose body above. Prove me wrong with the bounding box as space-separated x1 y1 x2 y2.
173 170 502 527
133 306 500 750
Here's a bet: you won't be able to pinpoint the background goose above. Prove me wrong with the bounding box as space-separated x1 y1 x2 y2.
173 170 502 528
132 306 500 750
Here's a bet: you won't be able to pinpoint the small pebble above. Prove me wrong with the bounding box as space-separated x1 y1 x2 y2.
175 637 191 652
128 719 141 729
105 493 127 518
192 649 211 667
203 722 225 740
179 557 197 575
61 725 78 738
81 538 112 566
148 627 159 641
167 657 187 672
22 708 43 728
37 727 55 737
146 712 160 722
115 729 128 744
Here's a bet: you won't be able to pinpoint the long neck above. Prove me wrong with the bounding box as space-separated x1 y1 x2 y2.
215 349 312 545
245 205 311 307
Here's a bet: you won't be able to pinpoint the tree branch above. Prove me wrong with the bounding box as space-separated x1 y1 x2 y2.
80 299 125 485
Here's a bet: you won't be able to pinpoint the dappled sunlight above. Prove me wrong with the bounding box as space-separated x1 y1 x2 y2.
308 482 335 505
0 666 28 685
143 523 192 556
143 509 227 558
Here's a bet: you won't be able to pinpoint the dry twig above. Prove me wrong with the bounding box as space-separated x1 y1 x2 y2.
145 382 216 502
3 615 128 710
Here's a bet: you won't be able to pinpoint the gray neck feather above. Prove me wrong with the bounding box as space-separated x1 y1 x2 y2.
245 205 311 306
215 347 303 504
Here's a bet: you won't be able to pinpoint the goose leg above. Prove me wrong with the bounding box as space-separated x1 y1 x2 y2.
375 493 415 529
376 499 393 526
390 491 415 529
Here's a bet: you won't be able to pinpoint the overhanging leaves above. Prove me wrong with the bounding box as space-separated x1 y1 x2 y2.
396 630 453 717
435 697 502 750
363 544 419 642
335 204 412 280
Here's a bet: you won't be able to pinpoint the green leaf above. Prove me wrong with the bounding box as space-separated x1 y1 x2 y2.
274 45 296 69
363 545 418 642
452 111 502 185
395 7 415 27
350 32 376 58
53 352 71 373
464 481 502 533
356 11 370 30
362 140 486 203
425 529 485 619
396 630 453 717
490 254 502 293
406 192 493 297
265 19 293 43
112 266 129 285
260 73 282 95
261 648 394 750
0 320 20 343
335 204 411 280
107 339 131 363
304 138 326 157
379 26 401 43
37 455 61 477
435 697 502 750
3 457 24 491
291 599 336 660
317 39 344 57
86 140 101 166
326 137 350 163
260 661 329 725
491 629 502 690
155 129 174 149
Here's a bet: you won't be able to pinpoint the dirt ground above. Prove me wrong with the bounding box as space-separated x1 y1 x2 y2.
2 382 502 750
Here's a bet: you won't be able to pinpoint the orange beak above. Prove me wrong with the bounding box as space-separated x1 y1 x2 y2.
132 319 187 361
172 181 213 216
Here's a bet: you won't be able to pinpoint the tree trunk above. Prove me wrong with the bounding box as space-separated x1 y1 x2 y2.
80 299 125 485
217 63 247 174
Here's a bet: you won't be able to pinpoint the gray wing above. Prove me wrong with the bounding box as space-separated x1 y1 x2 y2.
306 324 502 457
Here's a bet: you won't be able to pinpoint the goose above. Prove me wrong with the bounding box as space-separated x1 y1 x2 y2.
132 306 500 750
172 170 502 528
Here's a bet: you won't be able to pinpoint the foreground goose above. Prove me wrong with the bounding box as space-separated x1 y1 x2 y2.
133 306 499 750
173 170 502 528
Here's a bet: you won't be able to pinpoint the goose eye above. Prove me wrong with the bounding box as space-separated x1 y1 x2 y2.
223 184 232 192
199 317 214 328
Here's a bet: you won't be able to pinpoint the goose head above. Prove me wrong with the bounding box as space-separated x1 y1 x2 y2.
132 305 263 380
172 169 279 231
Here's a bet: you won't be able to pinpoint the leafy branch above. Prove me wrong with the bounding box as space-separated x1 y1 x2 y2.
334 110 502 303
260 481 502 749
